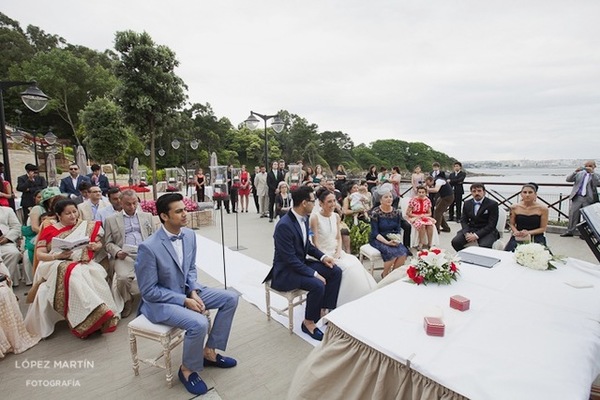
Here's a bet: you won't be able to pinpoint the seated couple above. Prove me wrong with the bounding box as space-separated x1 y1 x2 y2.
265 186 376 341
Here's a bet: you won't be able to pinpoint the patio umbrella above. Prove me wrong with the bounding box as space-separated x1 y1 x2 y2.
132 157 140 185
210 151 218 167
47 153 58 187
76 145 88 175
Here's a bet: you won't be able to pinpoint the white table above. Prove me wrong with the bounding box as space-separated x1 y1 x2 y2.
290 248 600 400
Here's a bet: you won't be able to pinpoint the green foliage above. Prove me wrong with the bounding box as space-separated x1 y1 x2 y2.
80 97 129 164
345 217 371 255
117 166 129 174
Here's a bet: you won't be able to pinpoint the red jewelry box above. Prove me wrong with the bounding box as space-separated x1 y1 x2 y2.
450 295 470 311
424 317 445 336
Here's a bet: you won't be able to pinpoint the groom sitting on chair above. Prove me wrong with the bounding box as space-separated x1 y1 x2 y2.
135 193 239 395
264 185 342 341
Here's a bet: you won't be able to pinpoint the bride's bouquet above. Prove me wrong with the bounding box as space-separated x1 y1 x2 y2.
406 248 460 285
514 243 558 270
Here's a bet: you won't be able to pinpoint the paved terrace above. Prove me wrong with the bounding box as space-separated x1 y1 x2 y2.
3 204 599 400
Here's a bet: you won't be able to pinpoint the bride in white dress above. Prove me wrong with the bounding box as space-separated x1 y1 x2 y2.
310 187 377 306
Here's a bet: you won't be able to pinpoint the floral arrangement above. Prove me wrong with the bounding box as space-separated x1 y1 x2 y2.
386 233 403 242
406 248 460 285
140 197 198 216
514 243 557 270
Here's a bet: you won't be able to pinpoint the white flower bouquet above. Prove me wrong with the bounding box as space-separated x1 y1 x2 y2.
386 233 403 242
406 248 460 285
514 243 556 270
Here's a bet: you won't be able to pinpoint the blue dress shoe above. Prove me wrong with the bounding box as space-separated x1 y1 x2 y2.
178 367 208 395
204 354 237 368
301 323 324 341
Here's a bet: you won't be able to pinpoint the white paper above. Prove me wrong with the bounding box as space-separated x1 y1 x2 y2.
51 236 89 251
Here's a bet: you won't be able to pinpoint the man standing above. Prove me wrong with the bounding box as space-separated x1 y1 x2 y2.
59 163 90 198
0 206 22 285
267 161 282 222
135 193 238 395
104 189 155 317
426 175 454 233
429 162 446 214
448 161 466 221
17 163 47 224
87 164 110 196
78 186 109 221
254 165 268 217
451 183 500 251
562 161 600 237
95 187 123 224
264 186 341 341
250 166 260 214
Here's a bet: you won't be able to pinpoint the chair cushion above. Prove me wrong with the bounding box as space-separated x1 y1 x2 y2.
128 314 179 335
360 244 382 259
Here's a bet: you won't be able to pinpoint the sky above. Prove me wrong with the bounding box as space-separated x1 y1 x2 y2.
3 0 600 162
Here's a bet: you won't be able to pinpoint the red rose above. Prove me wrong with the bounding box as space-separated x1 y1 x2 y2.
407 266 417 279
418 250 428 257
414 275 424 285
431 248 441 255
450 262 458 272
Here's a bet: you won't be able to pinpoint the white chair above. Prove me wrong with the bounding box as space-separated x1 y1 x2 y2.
492 207 508 250
264 280 307 334
128 311 211 388
399 197 440 249
359 243 383 276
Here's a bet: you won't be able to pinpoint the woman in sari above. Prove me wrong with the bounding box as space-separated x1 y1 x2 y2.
311 187 376 306
25 199 119 339
0 261 40 357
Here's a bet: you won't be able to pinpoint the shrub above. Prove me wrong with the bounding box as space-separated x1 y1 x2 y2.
117 166 129 175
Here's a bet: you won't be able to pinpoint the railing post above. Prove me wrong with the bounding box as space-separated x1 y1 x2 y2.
558 193 563 223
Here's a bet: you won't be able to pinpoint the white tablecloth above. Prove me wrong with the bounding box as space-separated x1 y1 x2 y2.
325 247 600 400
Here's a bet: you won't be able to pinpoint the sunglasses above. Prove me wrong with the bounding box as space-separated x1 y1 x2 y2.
69 168 79 170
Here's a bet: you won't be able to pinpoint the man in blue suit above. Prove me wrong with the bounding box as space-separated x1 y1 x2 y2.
59 163 90 198
135 193 239 395
87 163 110 196
264 185 342 341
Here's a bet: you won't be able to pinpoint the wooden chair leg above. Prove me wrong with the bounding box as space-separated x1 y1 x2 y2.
129 329 139 376
161 336 174 388
288 298 294 334
265 285 271 321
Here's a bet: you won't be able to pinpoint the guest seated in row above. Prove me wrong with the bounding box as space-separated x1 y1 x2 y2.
0 260 40 358
25 199 119 339
504 183 549 252
265 186 341 341
451 183 500 251
311 187 376 306
406 186 436 250
369 190 409 278
0 204 23 287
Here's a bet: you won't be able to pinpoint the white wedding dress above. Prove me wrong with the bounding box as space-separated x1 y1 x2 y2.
314 213 377 306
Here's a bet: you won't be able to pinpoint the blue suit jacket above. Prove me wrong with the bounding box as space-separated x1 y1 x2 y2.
135 227 203 323
59 175 91 197
264 210 325 291
87 173 110 195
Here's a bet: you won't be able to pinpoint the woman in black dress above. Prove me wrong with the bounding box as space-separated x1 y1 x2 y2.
504 183 549 252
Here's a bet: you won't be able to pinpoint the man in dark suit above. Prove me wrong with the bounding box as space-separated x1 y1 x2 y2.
264 186 342 341
16 163 47 224
451 183 500 251
87 163 110 196
59 163 90 198
448 161 466 221
135 193 239 395
562 161 600 237
429 162 446 214
267 161 283 222
250 166 260 214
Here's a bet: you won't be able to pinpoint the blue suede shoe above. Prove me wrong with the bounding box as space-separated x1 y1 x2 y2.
178 367 208 395
301 323 324 341
203 354 237 368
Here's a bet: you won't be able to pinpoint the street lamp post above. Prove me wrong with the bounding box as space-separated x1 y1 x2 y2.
0 81 49 190
244 111 284 169
171 137 200 195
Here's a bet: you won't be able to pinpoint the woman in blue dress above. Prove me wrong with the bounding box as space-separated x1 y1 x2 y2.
369 191 408 277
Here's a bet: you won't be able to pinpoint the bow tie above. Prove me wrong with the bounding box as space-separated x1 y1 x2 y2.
474 201 481 205
170 233 184 242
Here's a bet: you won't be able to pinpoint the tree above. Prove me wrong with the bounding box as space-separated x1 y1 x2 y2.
113 30 187 199
80 97 129 183
11 48 117 143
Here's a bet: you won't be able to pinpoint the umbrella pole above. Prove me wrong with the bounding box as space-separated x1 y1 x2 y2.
229 209 246 252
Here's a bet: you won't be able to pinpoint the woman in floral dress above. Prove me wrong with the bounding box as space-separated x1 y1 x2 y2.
406 186 436 250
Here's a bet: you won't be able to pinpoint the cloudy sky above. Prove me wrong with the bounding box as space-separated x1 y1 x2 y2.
4 0 600 161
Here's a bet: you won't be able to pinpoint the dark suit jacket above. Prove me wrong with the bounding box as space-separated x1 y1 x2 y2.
267 170 280 195
16 174 47 210
264 210 325 291
460 197 499 238
87 173 110 195
448 170 466 194
59 175 91 197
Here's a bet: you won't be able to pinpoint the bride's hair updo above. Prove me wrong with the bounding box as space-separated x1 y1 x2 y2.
316 187 333 203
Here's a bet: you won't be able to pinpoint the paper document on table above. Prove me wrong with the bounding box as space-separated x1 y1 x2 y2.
51 236 89 251
122 244 138 255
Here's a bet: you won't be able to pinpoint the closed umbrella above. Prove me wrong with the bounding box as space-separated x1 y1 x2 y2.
47 153 58 187
76 145 88 175
210 152 218 167
132 157 140 185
